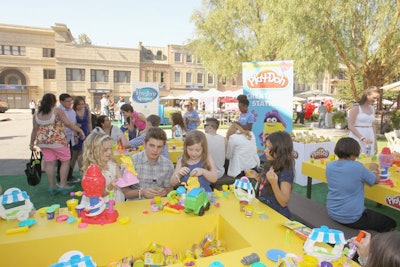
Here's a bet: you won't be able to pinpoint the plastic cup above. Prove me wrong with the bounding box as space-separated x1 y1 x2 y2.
66 198 78 216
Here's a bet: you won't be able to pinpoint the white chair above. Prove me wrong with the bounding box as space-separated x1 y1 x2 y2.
384 131 400 152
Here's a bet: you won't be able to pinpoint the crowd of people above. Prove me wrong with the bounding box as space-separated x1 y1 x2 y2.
26 90 399 266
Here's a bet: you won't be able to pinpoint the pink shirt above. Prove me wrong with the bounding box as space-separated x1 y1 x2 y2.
131 111 146 130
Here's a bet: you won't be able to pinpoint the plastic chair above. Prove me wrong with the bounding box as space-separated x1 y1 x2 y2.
384 131 400 152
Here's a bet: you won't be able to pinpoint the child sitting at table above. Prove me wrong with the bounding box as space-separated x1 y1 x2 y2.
81 132 125 202
171 130 217 192
326 137 396 232
246 131 294 218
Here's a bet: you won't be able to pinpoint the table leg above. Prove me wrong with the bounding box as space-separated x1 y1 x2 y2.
307 176 312 199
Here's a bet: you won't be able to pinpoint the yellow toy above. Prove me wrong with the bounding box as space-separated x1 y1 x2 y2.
181 176 200 192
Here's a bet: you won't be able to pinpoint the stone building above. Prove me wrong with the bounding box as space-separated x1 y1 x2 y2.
0 23 141 111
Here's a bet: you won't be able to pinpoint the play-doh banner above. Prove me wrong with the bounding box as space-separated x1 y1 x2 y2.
242 61 294 150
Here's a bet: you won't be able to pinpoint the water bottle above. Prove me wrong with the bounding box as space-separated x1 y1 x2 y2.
365 144 371 156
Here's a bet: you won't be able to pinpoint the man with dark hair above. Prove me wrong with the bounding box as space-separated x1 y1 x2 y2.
121 127 174 200
56 93 80 183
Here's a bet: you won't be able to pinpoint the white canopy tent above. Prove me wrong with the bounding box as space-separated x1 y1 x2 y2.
381 81 400 92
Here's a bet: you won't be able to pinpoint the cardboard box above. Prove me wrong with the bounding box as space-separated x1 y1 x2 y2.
293 142 335 186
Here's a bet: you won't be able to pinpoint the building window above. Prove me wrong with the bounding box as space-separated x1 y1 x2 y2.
186 72 192 84
90 69 109 82
66 68 85 81
174 71 181 83
174 52 181 62
186 54 192 63
160 72 165 83
153 71 157 82
197 73 203 84
0 45 25 56
114 71 130 83
232 77 237 86
43 48 55 57
222 77 227 85
207 74 214 84
145 70 150 82
156 50 162 60
196 57 201 64
43 69 56 79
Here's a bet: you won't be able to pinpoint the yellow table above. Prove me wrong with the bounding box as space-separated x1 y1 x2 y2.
167 139 184 164
0 193 359 266
302 159 400 210
169 147 183 164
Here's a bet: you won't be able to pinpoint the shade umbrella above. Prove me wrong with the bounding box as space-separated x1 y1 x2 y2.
381 81 400 91
296 90 333 98
293 96 306 102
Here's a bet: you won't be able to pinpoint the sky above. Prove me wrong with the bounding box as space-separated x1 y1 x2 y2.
2 0 202 48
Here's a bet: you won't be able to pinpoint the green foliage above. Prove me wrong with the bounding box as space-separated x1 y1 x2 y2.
332 112 347 124
190 0 400 94
390 109 400 129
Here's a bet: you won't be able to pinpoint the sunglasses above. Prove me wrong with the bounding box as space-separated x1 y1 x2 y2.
204 124 209 127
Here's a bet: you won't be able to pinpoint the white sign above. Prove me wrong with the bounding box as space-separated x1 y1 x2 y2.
130 82 159 117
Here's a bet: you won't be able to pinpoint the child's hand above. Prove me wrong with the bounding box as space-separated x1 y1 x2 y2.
190 168 203 176
369 163 379 173
266 167 278 184
353 231 371 259
177 167 190 177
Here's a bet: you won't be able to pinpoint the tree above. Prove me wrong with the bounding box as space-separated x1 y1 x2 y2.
190 0 400 100
76 33 92 45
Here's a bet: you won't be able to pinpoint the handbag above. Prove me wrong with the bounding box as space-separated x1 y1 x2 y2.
25 151 42 186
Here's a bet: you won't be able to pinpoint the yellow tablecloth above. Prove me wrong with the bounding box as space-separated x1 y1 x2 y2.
302 159 400 210
0 193 360 266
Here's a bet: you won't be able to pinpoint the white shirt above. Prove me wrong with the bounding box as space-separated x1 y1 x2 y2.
93 126 124 143
226 131 260 177
205 133 226 179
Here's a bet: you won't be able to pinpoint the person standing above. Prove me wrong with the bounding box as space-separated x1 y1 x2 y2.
348 86 380 155
183 101 200 131
100 94 110 117
29 100 36 115
237 94 255 131
121 127 174 200
318 101 327 128
71 96 92 175
56 93 80 183
29 93 85 195
117 97 126 125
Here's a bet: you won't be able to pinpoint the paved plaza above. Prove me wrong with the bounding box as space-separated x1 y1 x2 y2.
0 109 348 176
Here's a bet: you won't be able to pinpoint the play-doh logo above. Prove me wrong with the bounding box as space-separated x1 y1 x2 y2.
310 147 329 159
132 87 158 103
292 150 299 159
246 70 289 89
386 195 400 210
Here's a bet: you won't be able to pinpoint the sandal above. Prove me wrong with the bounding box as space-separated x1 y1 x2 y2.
58 185 75 195
48 187 59 196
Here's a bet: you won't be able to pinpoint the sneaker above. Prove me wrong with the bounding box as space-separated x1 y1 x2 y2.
58 185 75 195
67 176 81 183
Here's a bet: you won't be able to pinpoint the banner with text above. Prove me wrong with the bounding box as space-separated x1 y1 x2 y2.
130 82 159 117
242 61 294 150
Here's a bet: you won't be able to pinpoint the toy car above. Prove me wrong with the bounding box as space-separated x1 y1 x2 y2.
184 188 210 216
